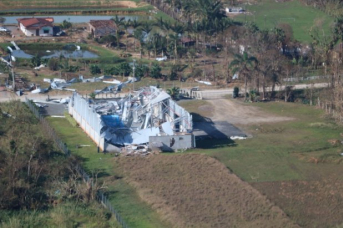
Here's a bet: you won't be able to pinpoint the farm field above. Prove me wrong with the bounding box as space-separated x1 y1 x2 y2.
115 153 298 228
0 0 145 11
48 96 343 227
186 98 343 227
235 0 334 43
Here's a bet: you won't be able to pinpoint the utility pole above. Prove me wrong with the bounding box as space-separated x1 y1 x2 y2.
132 59 136 92
9 54 15 91
11 66 15 91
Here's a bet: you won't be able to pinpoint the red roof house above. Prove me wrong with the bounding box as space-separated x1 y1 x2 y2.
17 17 54 36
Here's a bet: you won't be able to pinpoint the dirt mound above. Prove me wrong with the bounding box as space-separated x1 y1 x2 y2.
115 154 298 228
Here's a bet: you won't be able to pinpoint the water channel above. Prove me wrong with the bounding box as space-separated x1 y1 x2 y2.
2 15 150 24
11 49 99 59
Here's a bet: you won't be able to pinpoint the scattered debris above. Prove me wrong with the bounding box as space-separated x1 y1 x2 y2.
34 64 46 70
69 86 194 153
156 56 167 61
230 136 247 140
196 80 212 85
95 77 137 94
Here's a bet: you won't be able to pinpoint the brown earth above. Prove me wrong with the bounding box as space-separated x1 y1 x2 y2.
252 178 343 228
207 99 293 125
115 154 299 228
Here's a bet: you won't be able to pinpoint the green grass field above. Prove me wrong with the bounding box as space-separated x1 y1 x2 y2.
1 202 121 228
235 0 334 43
189 101 343 182
48 117 170 228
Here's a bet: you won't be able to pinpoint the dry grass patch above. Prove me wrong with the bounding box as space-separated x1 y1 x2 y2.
252 178 343 228
115 154 299 228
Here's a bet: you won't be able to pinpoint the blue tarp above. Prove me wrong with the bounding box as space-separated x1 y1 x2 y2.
101 115 125 128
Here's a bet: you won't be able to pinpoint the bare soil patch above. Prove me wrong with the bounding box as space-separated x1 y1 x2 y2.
252 177 343 228
208 99 293 124
115 154 299 228
115 1 137 8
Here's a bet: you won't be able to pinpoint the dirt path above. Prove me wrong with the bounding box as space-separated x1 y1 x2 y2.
207 99 293 125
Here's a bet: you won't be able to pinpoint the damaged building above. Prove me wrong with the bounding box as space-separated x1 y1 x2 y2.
68 86 194 153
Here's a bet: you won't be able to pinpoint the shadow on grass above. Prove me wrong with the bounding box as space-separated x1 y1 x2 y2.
72 154 110 178
196 138 236 149
192 113 244 149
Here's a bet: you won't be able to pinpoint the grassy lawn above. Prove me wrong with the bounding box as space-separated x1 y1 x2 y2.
0 202 121 228
235 0 334 43
189 101 343 182
48 117 169 228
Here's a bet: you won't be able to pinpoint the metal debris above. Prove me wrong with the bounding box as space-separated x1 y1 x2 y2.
69 86 194 153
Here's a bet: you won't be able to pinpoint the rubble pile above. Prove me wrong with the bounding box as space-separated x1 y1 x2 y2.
69 86 194 153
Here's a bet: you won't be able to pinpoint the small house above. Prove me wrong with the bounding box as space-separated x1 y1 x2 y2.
17 17 54 36
88 20 117 38
181 37 196 47
225 7 244 14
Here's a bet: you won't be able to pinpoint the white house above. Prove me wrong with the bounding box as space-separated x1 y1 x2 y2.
17 17 54 36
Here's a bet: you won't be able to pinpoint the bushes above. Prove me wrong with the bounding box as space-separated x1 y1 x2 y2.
90 65 101 75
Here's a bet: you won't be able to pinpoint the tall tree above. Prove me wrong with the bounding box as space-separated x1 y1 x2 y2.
229 51 258 100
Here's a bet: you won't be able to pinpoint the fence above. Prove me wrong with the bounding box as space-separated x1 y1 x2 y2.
25 98 128 228
316 98 343 123
192 90 231 100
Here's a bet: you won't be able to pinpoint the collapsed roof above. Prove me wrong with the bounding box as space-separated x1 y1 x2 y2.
69 86 193 150
89 20 117 38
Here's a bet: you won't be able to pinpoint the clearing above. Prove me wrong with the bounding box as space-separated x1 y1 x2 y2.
180 99 293 139
207 99 293 125
115 153 298 228
235 0 334 43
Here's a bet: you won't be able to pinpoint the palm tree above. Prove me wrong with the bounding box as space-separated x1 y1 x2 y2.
167 87 180 100
229 51 258 100
152 33 161 58
168 33 180 64
111 16 125 48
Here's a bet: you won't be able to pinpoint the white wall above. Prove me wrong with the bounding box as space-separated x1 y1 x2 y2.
19 23 53 36
19 23 34 36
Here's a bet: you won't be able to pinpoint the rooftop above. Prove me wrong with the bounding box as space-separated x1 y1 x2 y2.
17 17 54 29
89 20 117 29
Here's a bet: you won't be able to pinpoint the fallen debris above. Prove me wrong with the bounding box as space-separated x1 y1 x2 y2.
69 86 194 153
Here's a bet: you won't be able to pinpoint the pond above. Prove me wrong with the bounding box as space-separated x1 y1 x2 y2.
2 15 150 24
10 44 98 59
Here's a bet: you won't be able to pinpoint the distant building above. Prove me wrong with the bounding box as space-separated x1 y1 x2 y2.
88 20 117 38
181 37 196 47
17 17 54 36
225 7 244 14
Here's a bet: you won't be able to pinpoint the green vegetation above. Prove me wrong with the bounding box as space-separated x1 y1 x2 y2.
0 101 119 227
1 202 120 228
190 101 343 182
236 0 334 43
48 117 169 228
